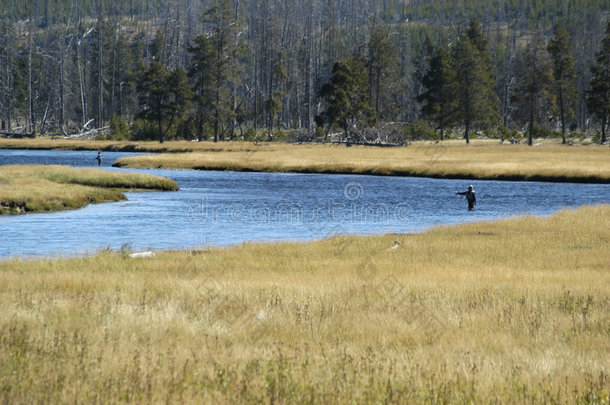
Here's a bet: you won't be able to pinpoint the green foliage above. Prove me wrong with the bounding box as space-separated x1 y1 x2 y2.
151 30 165 64
587 21 610 144
0 0 609 141
405 119 438 141
451 20 500 143
498 125 521 141
129 119 158 141
532 124 557 140
187 35 216 142
243 127 258 142
318 55 376 140
548 23 578 143
0 17 21 128
367 26 399 119
202 0 245 142
418 43 456 140
108 114 130 140
315 126 326 141
174 117 196 140
136 63 192 143
511 34 556 145
264 91 284 130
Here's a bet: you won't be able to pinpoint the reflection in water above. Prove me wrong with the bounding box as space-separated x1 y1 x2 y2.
1 149 609 257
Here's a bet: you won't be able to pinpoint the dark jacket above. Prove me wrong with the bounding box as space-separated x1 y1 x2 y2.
457 189 476 204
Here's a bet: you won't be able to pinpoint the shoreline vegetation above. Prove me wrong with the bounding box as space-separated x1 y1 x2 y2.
1 204 608 402
112 142 610 184
1 138 609 183
0 165 179 215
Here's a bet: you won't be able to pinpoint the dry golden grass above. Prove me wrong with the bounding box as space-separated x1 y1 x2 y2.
2 137 609 182
0 137 248 153
1 205 608 403
112 142 610 183
0 165 178 214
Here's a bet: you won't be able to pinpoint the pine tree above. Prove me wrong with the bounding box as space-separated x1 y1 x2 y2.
587 21 610 144
452 19 499 143
548 23 578 144
418 43 456 140
0 17 17 131
511 34 555 146
137 62 192 143
317 55 376 142
203 0 243 142
367 26 399 120
187 35 216 141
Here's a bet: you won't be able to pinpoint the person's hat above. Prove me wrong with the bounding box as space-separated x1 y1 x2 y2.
468 185 473 189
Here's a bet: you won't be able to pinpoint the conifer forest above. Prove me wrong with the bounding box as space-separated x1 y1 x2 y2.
0 0 609 144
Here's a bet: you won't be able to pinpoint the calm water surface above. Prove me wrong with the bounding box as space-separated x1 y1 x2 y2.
1 149 609 257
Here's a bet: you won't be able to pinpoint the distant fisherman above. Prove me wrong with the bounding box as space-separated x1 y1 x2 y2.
455 185 476 211
96 150 102 166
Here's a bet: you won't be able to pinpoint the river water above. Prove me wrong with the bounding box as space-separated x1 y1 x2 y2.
1 149 608 258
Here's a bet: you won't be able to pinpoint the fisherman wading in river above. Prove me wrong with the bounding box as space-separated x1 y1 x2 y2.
455 185 476 211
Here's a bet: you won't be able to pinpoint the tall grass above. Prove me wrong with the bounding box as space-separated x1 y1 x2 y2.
112 142 610 183
0 165 178 214
2 138 609 182
0 138 250 153
1 205 608 403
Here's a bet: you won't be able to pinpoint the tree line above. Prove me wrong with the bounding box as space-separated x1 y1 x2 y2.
0 0 608 144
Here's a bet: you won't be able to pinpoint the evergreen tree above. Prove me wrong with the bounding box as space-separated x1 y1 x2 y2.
367 26 399 120
587 21 610 144
167 67 193 137
0 17 18 130
264 52 287 132
137 62 192 143
151 30 166 64
187 35 216 141
511 35 555 146
418 43 456 140
203 0 243 142
548 23 578 143
317 55 376 142
452 19 499 143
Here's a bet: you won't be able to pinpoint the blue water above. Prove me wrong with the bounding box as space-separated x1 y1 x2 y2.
1 149 609 258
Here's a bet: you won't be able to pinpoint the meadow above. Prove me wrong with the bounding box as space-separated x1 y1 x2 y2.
108 141 610 183
0 165 179 214
1 204 608 403
2 138 609 183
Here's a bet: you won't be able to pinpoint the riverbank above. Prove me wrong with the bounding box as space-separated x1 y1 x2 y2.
0 137 253 152
2 138 609 183
113 142 610 183
1 204 608 402
0 165 179 215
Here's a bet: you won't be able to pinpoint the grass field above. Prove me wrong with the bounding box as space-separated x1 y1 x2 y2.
1 204 608 403
0 138 242 153
2 138 609 183
110 142 610 183
0 165 179 215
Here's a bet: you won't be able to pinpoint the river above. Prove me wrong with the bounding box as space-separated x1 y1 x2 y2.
1 148 608 257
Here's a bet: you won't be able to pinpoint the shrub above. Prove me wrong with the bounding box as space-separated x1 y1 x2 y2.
174 118 196 140
109 114 130 140
498 126 521 141
533 124 556 139
405 119 438 141
129 119 158 141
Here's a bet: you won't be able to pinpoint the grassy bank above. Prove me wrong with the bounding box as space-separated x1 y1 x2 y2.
0 165 179 214
0 137 252 153
112 142 610 183
2 138 609 183
1 205 608 403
